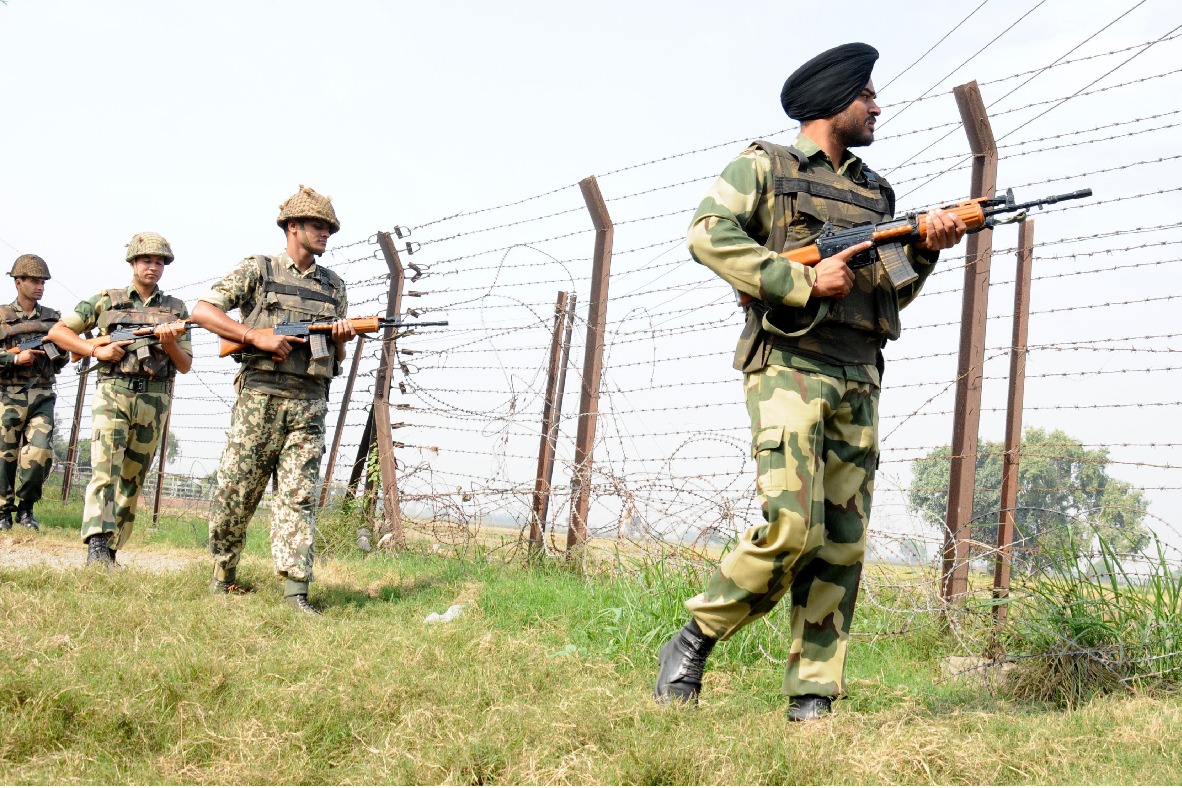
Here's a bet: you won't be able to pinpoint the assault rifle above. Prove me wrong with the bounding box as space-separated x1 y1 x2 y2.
218 315 449 361
70 319 195 362
6 335 63 361
779 187 1093 290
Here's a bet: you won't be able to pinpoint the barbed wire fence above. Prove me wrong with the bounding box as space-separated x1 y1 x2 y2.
43 15 1182 678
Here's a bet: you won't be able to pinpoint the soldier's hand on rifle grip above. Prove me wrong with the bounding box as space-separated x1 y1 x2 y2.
916 207 967 252
330 318 356 341
15 349 44 366
94 340 133 363
811 241 868 299
154 322 182 347
253 331 305 362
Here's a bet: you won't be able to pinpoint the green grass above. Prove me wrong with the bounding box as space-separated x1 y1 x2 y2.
3 503 1182 783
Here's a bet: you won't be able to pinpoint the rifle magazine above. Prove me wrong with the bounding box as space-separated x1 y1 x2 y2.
878 242 919 289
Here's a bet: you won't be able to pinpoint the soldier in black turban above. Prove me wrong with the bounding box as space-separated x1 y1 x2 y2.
655 41 969 723
780 42 880 121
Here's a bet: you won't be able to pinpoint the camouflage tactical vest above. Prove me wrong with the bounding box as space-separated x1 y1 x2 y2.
96 287 187 380
0 304 61 386
734 140 900 372
239 256 342 386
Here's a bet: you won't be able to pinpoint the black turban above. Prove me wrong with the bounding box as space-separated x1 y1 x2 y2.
780 43 879 121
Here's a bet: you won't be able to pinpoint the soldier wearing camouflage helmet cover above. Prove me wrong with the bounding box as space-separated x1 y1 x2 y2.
47 232 192 567
192 186 355 615
0 254 69 531
653 43 968 721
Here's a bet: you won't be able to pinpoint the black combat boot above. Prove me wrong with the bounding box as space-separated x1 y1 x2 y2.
654 619 717 705
786 694 833 721
16 505 39 531
283 578 321 616
0 510 11 531
209 567 236 594
86 533 115 567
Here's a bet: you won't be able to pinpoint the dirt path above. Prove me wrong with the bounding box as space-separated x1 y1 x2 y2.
0 531 197 573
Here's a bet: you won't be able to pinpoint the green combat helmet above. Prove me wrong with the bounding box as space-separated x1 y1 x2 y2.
7 254 51 280
277 185 340 234
125 231 175 264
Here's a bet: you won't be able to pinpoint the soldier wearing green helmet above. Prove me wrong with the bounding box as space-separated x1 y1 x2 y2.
48 232 192 567
193 186 354 615
0 254 69 531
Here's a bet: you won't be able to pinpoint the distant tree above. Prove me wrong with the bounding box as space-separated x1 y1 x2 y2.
908 427 1150 570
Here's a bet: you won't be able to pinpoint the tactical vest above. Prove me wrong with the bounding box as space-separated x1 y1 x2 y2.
239 256 342 384
734 140 900 372
95 287 187 380
0 304 61 386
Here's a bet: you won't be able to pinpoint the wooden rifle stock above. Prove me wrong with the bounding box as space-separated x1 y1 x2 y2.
780 199 989 267
70 319 193 363
218 316 400 360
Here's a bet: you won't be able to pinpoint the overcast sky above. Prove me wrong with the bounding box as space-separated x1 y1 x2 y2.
2 0 1180 551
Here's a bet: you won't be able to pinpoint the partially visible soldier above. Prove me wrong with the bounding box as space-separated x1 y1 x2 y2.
47 232 192 566
0 254 69 531
192 186 355 615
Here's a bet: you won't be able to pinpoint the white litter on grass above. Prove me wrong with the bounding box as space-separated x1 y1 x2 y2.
424 603 465 624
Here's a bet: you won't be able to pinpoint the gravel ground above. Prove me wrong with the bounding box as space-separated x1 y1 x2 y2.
0 530 196 572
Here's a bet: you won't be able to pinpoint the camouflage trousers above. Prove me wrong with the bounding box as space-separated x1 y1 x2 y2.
81 379 170 549
208 389 327 584
0 385 56 512
686 363 878 698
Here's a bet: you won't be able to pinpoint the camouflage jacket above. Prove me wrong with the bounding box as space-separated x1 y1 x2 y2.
0 300 67 386
199 252 347 399
687 133 938 377
62 285 192 380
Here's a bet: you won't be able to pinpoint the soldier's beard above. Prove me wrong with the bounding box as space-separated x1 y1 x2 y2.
832 109 875 149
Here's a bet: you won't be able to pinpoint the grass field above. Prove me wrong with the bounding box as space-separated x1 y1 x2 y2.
2 502 1181 785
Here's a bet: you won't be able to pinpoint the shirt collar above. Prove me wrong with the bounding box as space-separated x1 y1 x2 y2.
7 300 39 318
793 132 864 179
276 250 320 279
125 285 161 306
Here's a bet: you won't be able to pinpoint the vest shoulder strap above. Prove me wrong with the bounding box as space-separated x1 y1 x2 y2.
257 256 338 306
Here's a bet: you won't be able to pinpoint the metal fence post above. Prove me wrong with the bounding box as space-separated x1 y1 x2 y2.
319 334 366 510
942 81 998 605
567 176 613 551
151 400 172 527
374 231 407 546
61 357 92 502
993 219 1034 623
530 291 576 551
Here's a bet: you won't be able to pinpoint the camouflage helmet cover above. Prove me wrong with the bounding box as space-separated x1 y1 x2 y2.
8 254 51 280
277 184 340 234
125 231 174 264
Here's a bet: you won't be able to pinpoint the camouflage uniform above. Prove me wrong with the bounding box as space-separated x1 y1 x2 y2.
62 286 191 549
203 251 346 587
0 301 68 517
682 134 938 698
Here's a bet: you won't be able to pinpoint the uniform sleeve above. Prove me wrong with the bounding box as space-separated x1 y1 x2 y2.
174 300 193 355
59 294 104 334
0 350 15 368
198 257 261 314
686 148 816 308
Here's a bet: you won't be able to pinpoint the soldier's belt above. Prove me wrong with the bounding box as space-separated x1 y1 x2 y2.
98 376 174 395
